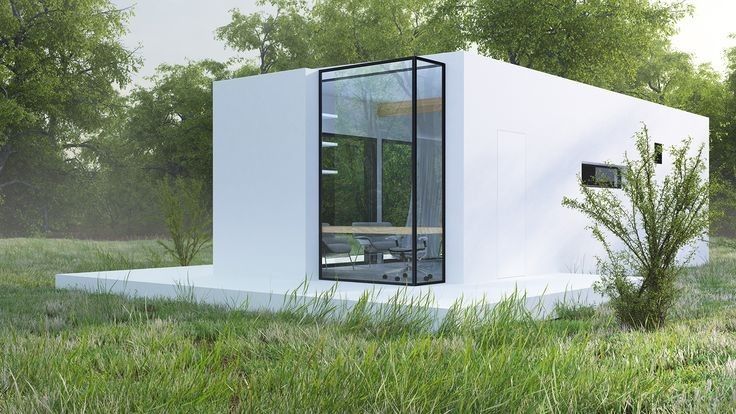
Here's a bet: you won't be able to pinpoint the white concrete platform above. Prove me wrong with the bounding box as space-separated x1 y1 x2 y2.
56 266 605 321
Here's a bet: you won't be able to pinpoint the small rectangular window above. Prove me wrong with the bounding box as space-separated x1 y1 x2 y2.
654 143 663 164
582 163 622 189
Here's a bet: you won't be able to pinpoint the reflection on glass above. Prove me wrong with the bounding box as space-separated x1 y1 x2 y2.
581 163 622 188
319 58 444 285
415 61 444 284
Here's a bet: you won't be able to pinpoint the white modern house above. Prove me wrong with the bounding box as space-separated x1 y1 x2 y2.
57 51 709 315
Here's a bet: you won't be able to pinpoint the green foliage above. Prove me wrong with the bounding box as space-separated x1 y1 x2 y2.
218 0 465 72
309 0 465 65
0 0 137 134
381 141 412 226
320 135 375 225
563 126 709 329
711 41 736 235
628 38 735 236
630 40 725 112
0 0 138 236
0 59 224 238
629 40 736 237
216 0 314 73
0 0 734 244
125 61 227 186
216 1 736 242
723 41 736 165
0 0 137 178
78 61 224 239
554 302 597 321
320 135 411 226
157 177 211 266
465 0 687 89
219 0 690 93
5 239 736 411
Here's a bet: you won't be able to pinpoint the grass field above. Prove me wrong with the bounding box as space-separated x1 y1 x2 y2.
2 238 736 412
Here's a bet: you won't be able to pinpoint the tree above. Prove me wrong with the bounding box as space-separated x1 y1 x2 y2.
631 39 728 124
465 0 687 89
563 126 709 329
0 0 137 234
629 40 696 103
124 61 229 189
708 40 736 236
58 61 228 239
309 0 465 65
718 40 736 183
217 0 465 73
216 0 314 73
0 0 138 182
623 38 736 235
78 110 164 238
0 130 79 235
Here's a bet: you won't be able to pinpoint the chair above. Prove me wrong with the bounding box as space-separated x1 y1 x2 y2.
352 222 398 264
386 237 434 282
321 224 355 269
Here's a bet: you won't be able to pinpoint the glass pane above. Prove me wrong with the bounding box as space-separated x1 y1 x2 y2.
320 60 415 284
415 60 444 284
581 163 621 188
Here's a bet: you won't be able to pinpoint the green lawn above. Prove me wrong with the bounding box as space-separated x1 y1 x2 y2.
2 238 736 412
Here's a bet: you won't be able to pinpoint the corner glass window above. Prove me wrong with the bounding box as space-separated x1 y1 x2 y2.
319 57 445 285
582 163 622 189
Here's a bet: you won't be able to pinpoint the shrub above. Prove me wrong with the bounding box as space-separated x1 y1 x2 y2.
553 302 596 321
562 125 709 329
158 177 211 266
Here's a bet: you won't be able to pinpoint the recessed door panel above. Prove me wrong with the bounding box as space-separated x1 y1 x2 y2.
497 130 526 277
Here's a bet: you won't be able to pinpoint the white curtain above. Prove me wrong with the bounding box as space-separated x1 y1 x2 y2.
405 111 443 258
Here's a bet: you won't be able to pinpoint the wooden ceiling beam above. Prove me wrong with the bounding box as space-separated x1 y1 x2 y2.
376 97 442 117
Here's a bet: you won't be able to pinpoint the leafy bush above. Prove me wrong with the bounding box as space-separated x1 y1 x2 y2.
158 177 212 266
710 175 736 237
554 302 596 321
563 125 709 329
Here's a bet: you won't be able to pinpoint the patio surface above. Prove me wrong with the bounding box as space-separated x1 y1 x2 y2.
56 265 605 321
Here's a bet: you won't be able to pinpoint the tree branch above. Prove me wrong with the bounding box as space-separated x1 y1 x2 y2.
0 179 36 190
62 142 97 151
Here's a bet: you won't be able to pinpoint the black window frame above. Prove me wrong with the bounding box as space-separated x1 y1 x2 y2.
318 56 446 286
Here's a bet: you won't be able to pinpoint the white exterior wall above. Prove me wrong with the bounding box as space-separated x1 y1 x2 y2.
213 51 709 287
458 52 709 281
213 69 319 287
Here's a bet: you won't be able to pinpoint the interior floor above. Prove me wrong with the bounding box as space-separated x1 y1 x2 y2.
321 259 443 284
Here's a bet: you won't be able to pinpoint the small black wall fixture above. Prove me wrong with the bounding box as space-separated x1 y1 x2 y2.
654 143 663 164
